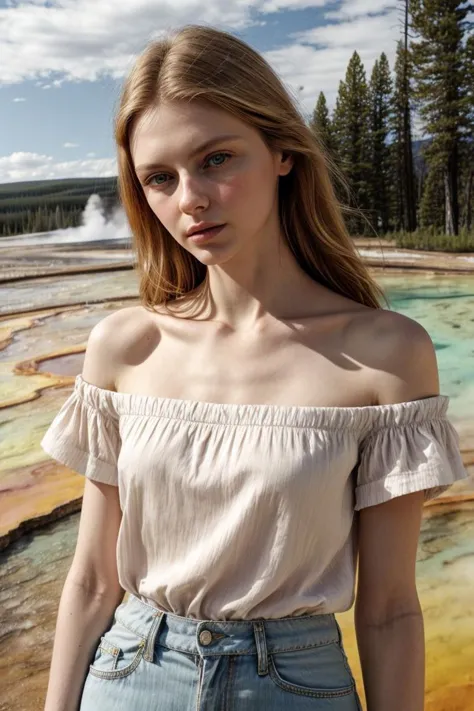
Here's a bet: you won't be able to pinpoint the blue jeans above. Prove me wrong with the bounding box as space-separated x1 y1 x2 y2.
79 593 363 710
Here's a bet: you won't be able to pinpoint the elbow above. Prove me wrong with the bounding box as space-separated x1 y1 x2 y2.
66 568 125 606
355 593 423 631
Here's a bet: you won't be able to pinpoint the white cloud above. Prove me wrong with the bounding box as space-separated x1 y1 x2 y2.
38 79 64 89
0 151 117 182
324 0 397 20
13 96 26 102
0 0 403 90
260 0 333 10
0 0 263 85
87 151 96 157
291 10 399 53
63 142 79 148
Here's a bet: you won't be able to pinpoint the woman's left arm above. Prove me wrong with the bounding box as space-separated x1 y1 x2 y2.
355 490 425 711
355 311 442 710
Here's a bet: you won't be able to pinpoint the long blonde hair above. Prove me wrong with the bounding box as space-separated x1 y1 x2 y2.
114 24 388 312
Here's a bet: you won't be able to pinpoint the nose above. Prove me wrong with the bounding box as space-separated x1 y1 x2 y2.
178 174 209 214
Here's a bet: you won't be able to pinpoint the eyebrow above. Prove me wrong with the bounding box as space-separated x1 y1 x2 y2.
135 134 242 173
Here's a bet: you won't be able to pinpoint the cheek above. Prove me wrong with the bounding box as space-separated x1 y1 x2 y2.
218 171 267 211
217 175 246 206
145 192 173 225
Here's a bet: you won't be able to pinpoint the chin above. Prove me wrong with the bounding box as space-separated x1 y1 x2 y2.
195 252 235 267
191 242 240 266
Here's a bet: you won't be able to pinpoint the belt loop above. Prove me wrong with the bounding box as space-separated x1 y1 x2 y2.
252 620 268 676
144 610 165 662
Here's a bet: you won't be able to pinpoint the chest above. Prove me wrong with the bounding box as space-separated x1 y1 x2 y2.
117 311 374 409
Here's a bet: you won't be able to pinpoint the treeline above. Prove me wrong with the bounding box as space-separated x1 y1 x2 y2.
0 177 119 236
310 0 473 241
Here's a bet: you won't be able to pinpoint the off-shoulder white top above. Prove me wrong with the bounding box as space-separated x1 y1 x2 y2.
41 374 468 620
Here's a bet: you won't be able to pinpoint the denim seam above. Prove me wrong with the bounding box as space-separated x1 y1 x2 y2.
223 655 235 711
195 657 204 711
114 616 148 642
267 638 337 653
157 643 198 660
267 654 355 699
253 621 269 676
159 636 336 657
144 612 165 662
338 643 357 683
88 640 146 680
334 618 357 684
98 637 120 658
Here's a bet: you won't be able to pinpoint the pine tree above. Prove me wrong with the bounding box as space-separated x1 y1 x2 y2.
332 52 372 235
32 207 42 232
54 204 61 230
391 30 417 233
419 167 445 229
369 53 394 232
410 0 473 235
309 92 335 156
460 32 474 230
401 0 418 233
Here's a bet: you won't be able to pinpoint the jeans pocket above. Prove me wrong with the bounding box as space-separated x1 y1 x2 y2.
267 641 356 699
89 621 147 680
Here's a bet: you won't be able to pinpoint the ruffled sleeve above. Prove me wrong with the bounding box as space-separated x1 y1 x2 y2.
40 375 120 486
355 395 468 511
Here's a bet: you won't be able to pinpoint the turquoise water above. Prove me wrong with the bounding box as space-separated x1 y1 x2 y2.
381 273 474 429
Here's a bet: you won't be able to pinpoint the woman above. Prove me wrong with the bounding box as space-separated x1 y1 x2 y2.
41 24 467 711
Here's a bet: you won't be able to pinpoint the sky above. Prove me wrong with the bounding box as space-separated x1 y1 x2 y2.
0 0 407 184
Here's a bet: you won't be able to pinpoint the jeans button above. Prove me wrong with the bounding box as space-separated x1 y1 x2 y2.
199 629 213 645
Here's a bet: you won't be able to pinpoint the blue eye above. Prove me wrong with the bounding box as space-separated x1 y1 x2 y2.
206 152 231 167
148 174 168 186
145 151 231 189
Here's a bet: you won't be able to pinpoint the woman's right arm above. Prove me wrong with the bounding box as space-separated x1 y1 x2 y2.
44 317 127 711
44 575 124 711
43 476 125 711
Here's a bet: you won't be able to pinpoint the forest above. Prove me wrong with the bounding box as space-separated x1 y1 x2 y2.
308 0 474 250
0 177 118 236
0 0 473 251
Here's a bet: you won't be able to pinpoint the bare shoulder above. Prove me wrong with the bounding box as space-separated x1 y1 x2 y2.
81 305 154 391
355 308 440 406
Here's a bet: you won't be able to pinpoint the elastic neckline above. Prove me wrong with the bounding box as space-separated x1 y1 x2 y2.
75 374 450 431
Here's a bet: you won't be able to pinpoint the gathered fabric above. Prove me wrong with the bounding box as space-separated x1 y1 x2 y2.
41 374 467 621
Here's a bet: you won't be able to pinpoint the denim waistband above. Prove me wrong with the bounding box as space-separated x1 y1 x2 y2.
115 594 343 675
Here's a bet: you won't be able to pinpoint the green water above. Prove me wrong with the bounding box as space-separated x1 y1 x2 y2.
382 273 474 426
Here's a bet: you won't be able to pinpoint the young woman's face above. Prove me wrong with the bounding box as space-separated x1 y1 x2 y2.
130 100 292 265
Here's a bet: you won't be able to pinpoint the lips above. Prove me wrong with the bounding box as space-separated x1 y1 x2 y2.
187 224 226 243
200 225 221 233
190 224 224 235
